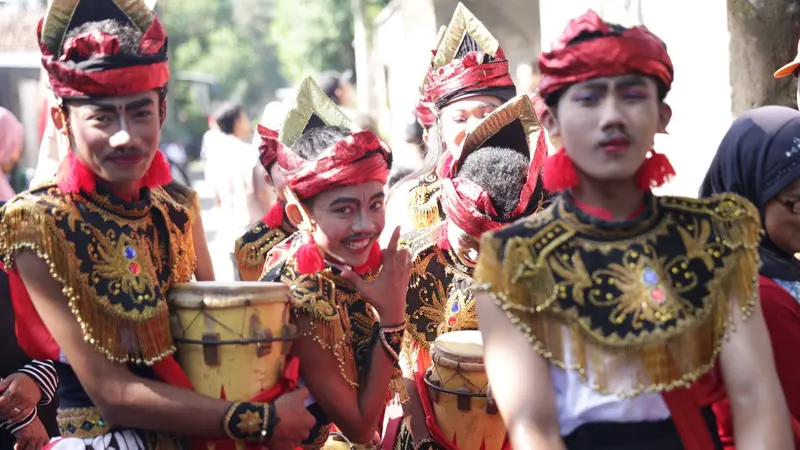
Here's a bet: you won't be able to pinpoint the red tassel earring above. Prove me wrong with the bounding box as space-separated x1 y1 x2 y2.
139 150 173 189
354 242 383 275
57 152 96 194
295 234 325 274
636 149 675 190
542 147 579 193
262 202 285 229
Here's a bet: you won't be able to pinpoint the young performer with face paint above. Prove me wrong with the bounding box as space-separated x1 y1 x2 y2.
385 3 517 237
385 95 548 450
259 79 412 449
474 11 792 450
0 1 314 448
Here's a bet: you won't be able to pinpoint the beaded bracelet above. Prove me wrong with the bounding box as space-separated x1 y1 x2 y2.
378 323 404 364
222 401 279 441
414 437 438 450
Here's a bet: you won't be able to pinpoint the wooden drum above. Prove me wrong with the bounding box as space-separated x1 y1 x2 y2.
169 282 296 401
424 330 506 450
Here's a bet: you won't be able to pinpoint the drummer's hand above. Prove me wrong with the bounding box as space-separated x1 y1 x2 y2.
267 388 314 446
342 227 411 323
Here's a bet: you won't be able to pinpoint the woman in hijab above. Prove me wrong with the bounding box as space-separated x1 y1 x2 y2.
0 107 24 201
700 105 800 449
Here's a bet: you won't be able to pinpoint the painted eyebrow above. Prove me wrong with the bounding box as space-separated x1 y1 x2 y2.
579 75 647 91
454 102 496 111
328 197 360 208
83 97 155 113
370 192 386 202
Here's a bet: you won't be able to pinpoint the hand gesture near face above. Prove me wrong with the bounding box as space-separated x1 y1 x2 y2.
342 227 411 324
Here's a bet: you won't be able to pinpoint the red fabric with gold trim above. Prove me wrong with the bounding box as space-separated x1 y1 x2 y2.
423 51 514 108
538 9 673 98
38 17 170 98
279 130 391 200
439 178 502 238
256 124 284 170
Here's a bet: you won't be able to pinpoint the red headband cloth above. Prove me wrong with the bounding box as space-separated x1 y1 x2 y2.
423 51 515 109
538 10 673 99
279 131 392 201
440 177 501 237
440 133 547 237
39 17 170 98
256 124 283 170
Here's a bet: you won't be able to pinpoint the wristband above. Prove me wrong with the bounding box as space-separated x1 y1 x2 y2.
222 401 277 441
378 323 404 364
5 407 37 435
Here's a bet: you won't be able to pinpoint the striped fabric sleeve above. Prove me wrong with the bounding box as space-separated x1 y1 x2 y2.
17 360 58 405
1 406 37 434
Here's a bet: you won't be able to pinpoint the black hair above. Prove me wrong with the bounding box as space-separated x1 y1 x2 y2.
542 21 670 110
213 102 245 135
291 125 353 161
457 146 530 217
64 19 142 56
388 167 414 189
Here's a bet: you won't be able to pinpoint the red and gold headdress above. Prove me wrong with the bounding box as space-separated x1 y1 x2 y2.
419 3 516 115
440 95 548 238
538 10 673 99
539 10 675 193
39 0 169 99
41 0 173 195
274 77 390 275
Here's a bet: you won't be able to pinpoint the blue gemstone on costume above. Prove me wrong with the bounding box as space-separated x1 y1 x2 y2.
642 267 658 286
97 420 105 428
451 302 460 313
124 246 137 260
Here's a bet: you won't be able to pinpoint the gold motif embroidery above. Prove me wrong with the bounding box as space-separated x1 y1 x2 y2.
475 193 761 397
234 223 291 281
236 410 262 435
0 183 195 364
407 175 442 229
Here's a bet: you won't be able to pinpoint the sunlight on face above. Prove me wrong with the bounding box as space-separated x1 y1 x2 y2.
308 181 387 268
439 95 504 156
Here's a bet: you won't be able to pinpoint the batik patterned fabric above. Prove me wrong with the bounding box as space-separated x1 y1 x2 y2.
0 182 195 365
475 192 761 397
234 221 293 281
400 226 475 367
260 239 402 449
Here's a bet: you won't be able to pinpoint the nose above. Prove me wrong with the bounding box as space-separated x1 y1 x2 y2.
465 116 481 135
351 211 376 233
108 116 132 148
598 96 625 131
108 129 132 148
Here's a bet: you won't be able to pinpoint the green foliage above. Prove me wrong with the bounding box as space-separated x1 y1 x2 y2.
270 0 390 83
160 0 286 145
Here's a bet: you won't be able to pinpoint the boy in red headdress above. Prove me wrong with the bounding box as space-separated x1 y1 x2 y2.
259 78 412 448
386 95 548 450
474 10 792 450
386 3 517 236
234 77 358 281
0 1 314 448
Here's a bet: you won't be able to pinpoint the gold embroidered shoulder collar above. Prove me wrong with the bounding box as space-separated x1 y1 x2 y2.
0 184 195 365
475 193 761 397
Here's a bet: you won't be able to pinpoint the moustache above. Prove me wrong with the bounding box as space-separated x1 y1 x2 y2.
105 148 147 160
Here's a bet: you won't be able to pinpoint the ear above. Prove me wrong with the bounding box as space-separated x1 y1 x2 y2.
422 128 430 146
657 102 672 134
285 203 305 228
263 172 274 188
540 107 560 137
50 106 69 136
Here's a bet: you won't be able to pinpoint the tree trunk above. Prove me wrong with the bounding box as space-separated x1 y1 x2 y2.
728 0 800 115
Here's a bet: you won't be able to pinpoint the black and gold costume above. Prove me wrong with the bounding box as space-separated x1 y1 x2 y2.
0 183 196 446
401 225 474 364
261 239 403 449
234 219 294 281
475 192 760 397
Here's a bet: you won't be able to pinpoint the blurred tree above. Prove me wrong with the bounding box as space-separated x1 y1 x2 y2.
270 0 389 83
160 0 286 148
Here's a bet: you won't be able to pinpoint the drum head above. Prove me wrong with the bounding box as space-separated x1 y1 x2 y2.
433 330 484 362
169 281 290 309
